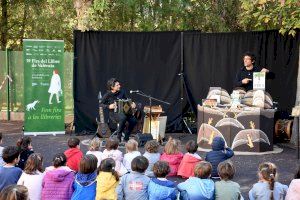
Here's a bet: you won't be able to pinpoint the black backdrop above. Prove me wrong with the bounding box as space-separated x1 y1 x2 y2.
74 30 299 133
74 31 182 133
184 30 300 113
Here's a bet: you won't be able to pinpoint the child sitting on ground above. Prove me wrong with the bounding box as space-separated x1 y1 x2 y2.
42 153 75 200
0 185 28 200
178 140 202 178
0 146 22 191
117 156 150 200
177 161 215 200
160 137 183 176
64 137 83 172
143 140 161 177
0 132 4 166
96 158 120 200
102 138 127 176
17 153 45 200
123 139 141 171
71 154 98 200
249 162 288 200
286 166 300 200
148 161 177 200
16 136 34 170
205 137 234 178
86 138 103 167
215 161 242 200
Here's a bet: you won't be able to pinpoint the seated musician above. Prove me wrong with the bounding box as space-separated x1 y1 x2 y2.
235 52 270 91
100 78 137 142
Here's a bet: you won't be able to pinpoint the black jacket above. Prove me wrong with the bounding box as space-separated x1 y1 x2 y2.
234 66 261 91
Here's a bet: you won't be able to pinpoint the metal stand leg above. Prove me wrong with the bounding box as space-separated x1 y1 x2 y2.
297 116 299 159
183 118 193 134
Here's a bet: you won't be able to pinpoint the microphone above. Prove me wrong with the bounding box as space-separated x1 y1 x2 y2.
130 90 140 93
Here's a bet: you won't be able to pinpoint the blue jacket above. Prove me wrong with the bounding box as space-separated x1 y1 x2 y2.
177 177 214 200
205 137 234 177
148 178 177 200
71 172 97 200
117 171 150 200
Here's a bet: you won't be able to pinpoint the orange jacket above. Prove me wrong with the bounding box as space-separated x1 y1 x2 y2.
64 148 83 172
177 153 202 178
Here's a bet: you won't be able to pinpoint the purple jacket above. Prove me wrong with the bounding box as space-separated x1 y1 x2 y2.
42 169 75 200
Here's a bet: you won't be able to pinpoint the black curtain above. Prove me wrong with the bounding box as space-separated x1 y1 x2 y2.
74 31 182 133
184 30 300 113
74 30 299 133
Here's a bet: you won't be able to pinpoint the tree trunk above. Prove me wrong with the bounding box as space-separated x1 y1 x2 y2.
19 0 28 48
0 0 8 50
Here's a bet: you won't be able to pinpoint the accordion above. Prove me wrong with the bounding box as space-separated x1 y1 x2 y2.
115 99 133 115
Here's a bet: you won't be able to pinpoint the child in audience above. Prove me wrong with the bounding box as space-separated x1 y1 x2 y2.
123 139 141 171
249 162 288 200
64 137 83 172
177 161 214 200
205 137 234 178
143 140 160 177
86 138 103 167
160 137 183 176
16 136 34 170
96 158 120 200
0 146 22 191
102 138 127 176
0 184 28 200
215 161 242 200
117 156 150 200
178 140 202 178
286 166 300 200
17 153 45 200
0 132 4 166
71 154 98 200
148 161 177 200
42 153 75 200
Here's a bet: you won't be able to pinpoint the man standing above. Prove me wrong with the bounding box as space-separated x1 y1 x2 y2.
235 52 269 91
100 78 137 142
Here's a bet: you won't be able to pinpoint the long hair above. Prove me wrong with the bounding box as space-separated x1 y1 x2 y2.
24 153 44 175
98 158 119 181
258 162 277 200
164 137 181 155
0 185 28 200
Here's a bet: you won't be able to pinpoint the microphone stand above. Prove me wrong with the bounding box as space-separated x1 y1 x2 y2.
133 91 170 140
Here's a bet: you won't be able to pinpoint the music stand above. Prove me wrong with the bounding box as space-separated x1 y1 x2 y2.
134 91 170 140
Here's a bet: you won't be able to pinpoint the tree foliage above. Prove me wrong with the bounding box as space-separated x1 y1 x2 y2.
0 0 75 50
0 0 298 51
239 0 300 36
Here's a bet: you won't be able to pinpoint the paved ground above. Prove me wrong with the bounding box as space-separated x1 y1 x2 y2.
1 120 299 199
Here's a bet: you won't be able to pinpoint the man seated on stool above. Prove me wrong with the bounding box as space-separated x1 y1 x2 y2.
100 78 137 142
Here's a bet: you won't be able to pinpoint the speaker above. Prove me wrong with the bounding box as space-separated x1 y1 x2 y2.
134 133 153 147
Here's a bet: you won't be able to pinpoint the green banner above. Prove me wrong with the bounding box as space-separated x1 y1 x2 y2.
23 39 65 135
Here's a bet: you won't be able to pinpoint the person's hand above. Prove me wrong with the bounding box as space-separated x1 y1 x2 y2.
242 78 252 84
108 103 117 110
131 102 136 109
261 68 269 73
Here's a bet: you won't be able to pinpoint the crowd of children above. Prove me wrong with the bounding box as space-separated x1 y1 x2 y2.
0 132 299 200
